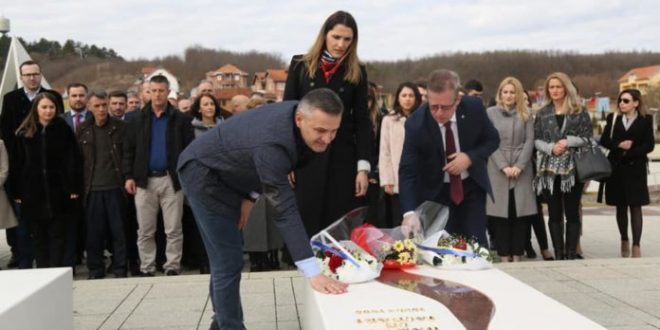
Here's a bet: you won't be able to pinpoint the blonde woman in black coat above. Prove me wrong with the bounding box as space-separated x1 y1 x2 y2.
11 92 82 268
600 89 654 258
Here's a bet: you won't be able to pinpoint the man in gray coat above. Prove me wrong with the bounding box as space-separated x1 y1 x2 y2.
177 88 348 329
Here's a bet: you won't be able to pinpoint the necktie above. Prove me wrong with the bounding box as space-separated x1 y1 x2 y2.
74 113 81 132
444 122 464 205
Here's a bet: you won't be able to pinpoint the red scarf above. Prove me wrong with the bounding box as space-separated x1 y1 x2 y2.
320 57 343 84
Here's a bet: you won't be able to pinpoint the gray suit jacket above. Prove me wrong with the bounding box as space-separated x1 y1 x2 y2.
178 101 313 262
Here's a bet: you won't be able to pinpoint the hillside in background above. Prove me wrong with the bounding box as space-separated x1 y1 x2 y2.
3 36 660 103
366 51 660 101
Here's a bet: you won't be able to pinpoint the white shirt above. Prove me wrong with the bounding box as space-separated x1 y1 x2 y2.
622 111 638 131
438 113 469 182
70 109 89 133
24 87 39 101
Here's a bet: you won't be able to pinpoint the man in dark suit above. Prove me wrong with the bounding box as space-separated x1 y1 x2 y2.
59 82 92 270
178 88 348 329
0 60 64 269
61 83 92 133
399 69 499 244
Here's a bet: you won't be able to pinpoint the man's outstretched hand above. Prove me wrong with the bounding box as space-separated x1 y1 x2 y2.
309 274 348 294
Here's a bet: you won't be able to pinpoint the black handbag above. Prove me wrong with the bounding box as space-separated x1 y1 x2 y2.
574 138 612 182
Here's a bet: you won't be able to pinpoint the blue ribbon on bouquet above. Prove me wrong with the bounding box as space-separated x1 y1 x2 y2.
311 240 361 268
416 244 481 258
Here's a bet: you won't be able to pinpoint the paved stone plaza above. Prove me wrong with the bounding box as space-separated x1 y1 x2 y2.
1 206 660 329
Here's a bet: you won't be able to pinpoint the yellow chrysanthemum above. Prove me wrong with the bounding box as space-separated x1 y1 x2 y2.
393 241 404 252
404 239 415 250
398 252 411 263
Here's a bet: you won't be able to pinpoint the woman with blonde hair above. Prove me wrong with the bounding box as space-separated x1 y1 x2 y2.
283 10 371 236
486 77 537 262
601 89 654 258
533 72 592 260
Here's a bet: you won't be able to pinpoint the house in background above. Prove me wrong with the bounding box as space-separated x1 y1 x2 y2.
252 69 288 102
618 64 660 94
206 64 249 89
137 66 181 93
206 64 251 107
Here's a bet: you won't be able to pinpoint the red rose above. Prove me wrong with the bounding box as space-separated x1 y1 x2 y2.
328 255 344 273
454 239 467 250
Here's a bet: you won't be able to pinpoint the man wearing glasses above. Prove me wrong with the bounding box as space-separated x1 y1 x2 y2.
0 60 64 269
399 69 499 245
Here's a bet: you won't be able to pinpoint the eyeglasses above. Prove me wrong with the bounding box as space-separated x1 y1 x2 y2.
619 98 632 104
21 73 41 78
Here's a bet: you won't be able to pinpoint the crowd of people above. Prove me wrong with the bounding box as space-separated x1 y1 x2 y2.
0 10 656 329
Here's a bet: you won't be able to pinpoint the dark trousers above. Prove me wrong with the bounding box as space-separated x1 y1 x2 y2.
86 189 127 276
544 177 583 258
124 194 140 270
30 216 68 268
182 203 209 269
443 178 488 245
491 190 528 257
384 193 402 228
528 199 549 251
6 227 17 255
63 199 84 268
545 179 583 225
179 161 244 329
366 182 386 228
13 203 35 268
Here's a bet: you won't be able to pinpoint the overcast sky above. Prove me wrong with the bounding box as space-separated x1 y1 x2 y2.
1 0 658 62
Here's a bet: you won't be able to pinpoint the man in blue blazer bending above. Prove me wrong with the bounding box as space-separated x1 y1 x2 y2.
400 69 499 245
177 88 348 330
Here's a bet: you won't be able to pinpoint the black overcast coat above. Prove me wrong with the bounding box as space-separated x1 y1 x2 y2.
601 113 655 206
10 117 82 220
283 55 372 234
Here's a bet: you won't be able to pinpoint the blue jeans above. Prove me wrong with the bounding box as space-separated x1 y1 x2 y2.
179 161 245 330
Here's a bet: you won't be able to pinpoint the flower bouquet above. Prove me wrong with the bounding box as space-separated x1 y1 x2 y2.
418 230 493 270
351 224 419 269
310 207 383 284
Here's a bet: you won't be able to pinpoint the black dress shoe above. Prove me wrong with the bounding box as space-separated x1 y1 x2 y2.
199 264 210 274
7 255 18 269
165 269 180 276
525 246 537 259
88 273 106 280
113 271 128 278
575 254 584 260
129 263 141 276
268 250 280 270
139 271 155 277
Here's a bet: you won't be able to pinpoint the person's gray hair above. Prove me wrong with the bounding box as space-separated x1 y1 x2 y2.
87 90 107 100
427 69 461 93
297 88 343 117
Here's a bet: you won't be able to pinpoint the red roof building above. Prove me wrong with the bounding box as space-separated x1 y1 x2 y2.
252 69 288 102
206 64 249 90
618 64 660 93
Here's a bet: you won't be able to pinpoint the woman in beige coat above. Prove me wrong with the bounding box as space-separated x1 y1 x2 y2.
379 82 421 227
486 77 537 262
0 139 18 235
